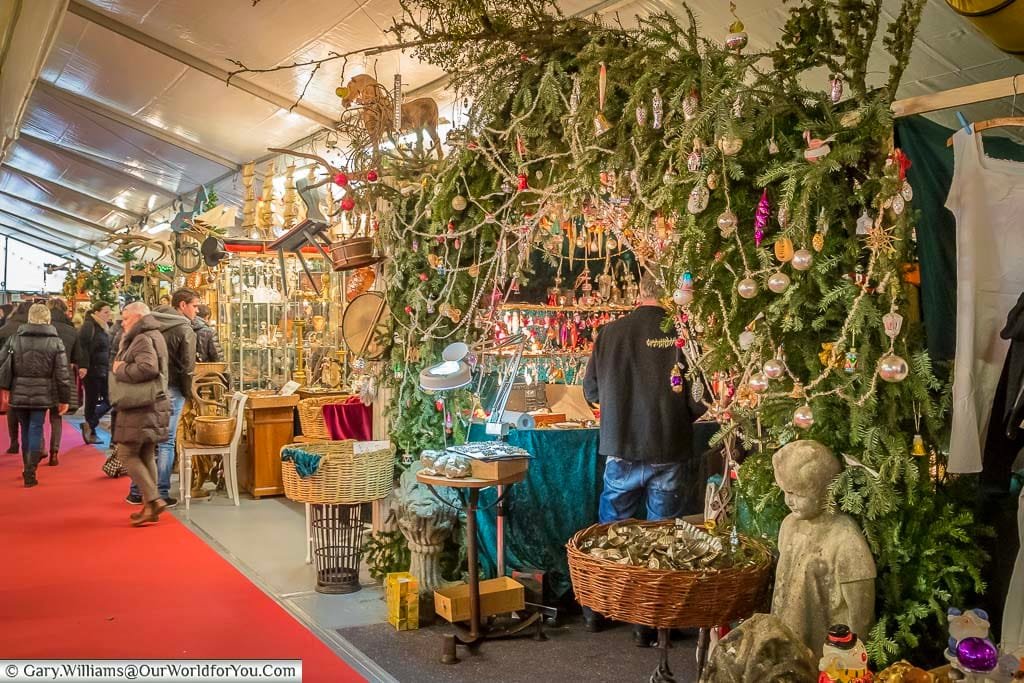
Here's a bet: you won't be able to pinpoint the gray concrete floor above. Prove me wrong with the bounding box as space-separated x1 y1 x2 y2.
69 414 396 682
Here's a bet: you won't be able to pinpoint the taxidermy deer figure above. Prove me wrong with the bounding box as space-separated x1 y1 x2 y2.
341 74 443 160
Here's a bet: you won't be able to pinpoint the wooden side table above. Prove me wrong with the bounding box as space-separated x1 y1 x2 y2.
416 468 543 654
245 391 299 498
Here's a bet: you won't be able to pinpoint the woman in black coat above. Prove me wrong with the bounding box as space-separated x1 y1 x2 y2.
76 302 113 444
45 299 79 464
8 304 70 487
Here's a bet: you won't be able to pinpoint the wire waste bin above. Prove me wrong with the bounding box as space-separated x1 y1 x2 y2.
281 440 395 594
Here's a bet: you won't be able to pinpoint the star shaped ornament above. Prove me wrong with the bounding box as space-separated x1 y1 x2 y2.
864 225 901 256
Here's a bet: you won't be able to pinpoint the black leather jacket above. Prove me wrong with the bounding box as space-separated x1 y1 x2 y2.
8 324 72 409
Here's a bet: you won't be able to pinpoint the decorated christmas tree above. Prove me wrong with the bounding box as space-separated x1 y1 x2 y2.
333 0 984 664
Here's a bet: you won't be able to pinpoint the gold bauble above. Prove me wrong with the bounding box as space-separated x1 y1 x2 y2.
335 86 350 99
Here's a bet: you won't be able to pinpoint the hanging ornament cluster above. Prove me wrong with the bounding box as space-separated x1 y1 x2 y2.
878 308 909 383
724 2 748 52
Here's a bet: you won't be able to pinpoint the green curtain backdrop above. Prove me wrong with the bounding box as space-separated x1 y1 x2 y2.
896 116 1024 360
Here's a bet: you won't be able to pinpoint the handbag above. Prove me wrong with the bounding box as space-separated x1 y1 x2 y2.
101 445 128 478
108 338 168 410
0 338 16 391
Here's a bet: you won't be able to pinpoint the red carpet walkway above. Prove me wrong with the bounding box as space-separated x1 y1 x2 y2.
0 418 364 682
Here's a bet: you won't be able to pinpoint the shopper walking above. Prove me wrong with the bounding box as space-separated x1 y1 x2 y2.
45 299 79 465
126 288 197 507
582 271 704 645
111 302 171 525
192 304 222 363
1 302 31 454
7 304 71 487
77 302 113 445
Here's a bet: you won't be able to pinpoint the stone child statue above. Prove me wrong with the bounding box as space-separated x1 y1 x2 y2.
771 440 876 658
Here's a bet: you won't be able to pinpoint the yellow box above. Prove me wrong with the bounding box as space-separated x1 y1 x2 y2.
386 572 419 631
433 577 525 623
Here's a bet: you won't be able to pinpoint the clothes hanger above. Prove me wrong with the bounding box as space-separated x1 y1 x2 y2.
946 75 1024 146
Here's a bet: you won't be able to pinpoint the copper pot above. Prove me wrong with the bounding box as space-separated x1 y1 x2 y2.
330 237 383 272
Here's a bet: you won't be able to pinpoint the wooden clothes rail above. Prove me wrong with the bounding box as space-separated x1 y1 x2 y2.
892 74 1023 117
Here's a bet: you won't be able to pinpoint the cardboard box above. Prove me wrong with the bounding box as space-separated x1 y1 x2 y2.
469 457 529 480
386 572 419 631
434 577 525 623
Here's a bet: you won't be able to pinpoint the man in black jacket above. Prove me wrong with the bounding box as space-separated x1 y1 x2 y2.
45 299 79 464
192 304 222 363
0 302 31 454
582 271 703 644
126 288 198 506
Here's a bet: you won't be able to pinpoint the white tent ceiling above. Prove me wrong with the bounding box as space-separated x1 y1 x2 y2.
0 0 1020 267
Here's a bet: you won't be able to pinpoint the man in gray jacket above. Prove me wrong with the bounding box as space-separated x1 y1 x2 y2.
126 288 198 506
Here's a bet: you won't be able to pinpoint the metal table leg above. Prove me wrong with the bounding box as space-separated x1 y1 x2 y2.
649 628 676 683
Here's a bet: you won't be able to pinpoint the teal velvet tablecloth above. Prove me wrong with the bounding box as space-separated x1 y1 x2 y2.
466 424 603 600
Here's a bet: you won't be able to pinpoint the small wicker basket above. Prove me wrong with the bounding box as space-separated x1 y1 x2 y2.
296 395 355 441
566 520 773 629
281 440 395 505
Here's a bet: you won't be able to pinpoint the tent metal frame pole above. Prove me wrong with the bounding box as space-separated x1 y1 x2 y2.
0 207 110 247
67 1 339 131
0 189 115 234
892 74 1024 118
0 222 112 266
2 235 8 295
16 132 178 199
0 164 143 220
34 81 240 171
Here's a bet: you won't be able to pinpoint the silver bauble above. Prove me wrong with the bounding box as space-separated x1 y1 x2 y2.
878 353 910 383
791 249 814 271
763 358 786 379
672 288 693 307
737 277 758 299
767 271 791 294
793 404 815 429
749 372 769 393
717 209 738 237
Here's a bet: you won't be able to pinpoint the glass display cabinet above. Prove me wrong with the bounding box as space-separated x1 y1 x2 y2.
215 249 345 392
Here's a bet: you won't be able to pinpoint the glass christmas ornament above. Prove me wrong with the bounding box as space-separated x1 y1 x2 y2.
878 353 909 382
706 171 719 190
812 232 825 252
636 104 648 127
651 88 663 130
774 237 795 262
670 364 684 393
737 277 758 299
829 74 844 103
332 172 349 187
892 193 906 215
768 271 791 294
911 434 927 456
844 351 858 374
768 137 780 154
763 358 786 379
366 169 379 183
791 249 814 271
717 209 738 237
777 203 790 229
672 288 693 306
754 190 770 247
956 637 999 673
883 311 904 339
517 173 529 191
687 140 704 172
718 135 743 156
451 195 468 211
569 75 581 115
793 404 815 429
725 15 748 52
593 112 613 137
606 237 618 250
901 180 914 202
340 196 356 211
687 185 710 215
739 330 756 350
501 178 514 194
749 372 769 393
575 236 586 249
683 90 700 121
856 210 874 235
335 86 349 99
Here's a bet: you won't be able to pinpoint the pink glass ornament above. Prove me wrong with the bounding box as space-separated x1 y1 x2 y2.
754 189 770 247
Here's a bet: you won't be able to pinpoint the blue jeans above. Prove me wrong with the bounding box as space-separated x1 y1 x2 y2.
14 408 46 459
129 385 184 500
598 457 684 523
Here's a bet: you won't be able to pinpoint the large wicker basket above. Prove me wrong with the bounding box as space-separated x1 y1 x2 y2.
566 520 773 629
281 440 395 505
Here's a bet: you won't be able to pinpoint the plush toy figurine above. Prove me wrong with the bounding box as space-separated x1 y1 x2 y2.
818 624 873 683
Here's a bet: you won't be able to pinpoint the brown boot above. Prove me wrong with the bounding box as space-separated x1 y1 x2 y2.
131 499 168 526
48 451 59 466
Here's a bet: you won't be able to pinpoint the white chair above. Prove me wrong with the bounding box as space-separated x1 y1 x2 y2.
180 392 248 518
